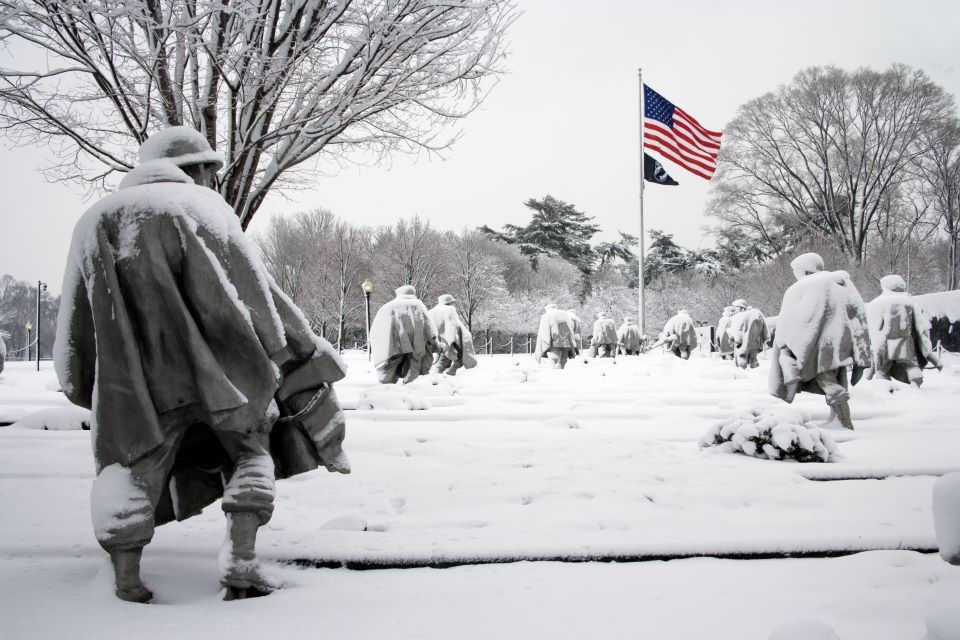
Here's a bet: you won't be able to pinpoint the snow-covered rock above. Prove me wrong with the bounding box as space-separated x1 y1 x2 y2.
769 619 842 640
925 603 960 640
10 406 91 430
319 515 368 531
933 472 960 565
700 406 838 462
356 386 431 411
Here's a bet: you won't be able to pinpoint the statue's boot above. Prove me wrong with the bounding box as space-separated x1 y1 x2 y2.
822 400 854 430
835 399 854 430
110 548 153 603
221 512 277 600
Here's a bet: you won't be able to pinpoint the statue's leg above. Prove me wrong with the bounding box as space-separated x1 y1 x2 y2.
905 362 924 389
547 350 560 369
446 359 462 376
91 432 182 603
219 430 276 600
816 370 853 430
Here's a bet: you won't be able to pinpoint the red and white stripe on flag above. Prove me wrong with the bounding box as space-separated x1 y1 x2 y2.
643 91 722 180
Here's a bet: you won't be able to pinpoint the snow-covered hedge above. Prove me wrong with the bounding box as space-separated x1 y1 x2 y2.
700 407 838 463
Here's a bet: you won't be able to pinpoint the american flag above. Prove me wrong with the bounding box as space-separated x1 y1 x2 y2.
643 84 722 180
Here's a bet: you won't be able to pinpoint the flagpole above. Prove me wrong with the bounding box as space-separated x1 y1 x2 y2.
637 67 646 338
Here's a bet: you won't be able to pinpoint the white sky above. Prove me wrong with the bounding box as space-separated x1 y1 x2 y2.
1 0 958 294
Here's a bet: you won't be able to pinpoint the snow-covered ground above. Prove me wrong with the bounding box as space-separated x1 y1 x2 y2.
1 349 959 639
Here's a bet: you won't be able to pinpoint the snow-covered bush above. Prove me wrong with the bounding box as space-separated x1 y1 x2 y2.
700 407 838 463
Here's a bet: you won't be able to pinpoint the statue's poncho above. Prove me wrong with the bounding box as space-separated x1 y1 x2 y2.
429 303 477 370
727 308 770 361
370 292 438 383
591 317 618 345
55 160 348 519
769 270 872 401
866 289 938 382
535 309 578 362
663 312 698 350
617 320 642 352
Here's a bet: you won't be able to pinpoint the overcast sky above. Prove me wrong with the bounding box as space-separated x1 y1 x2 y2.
1 0 958 295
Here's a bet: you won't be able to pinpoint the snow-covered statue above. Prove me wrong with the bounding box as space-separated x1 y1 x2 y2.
617 317 642 355
866 274 942 387
663 309 698 359
727 305 770 369
0 333 6 375
54 126 350 603
768 252 872 430
566 309 583 350
716 306 735 360
591 311 618 358
428 294 477 376
370 285 440 384
535 304 579 369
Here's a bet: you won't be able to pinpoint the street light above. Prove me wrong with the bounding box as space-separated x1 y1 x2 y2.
36 281 47 371
361 279 374 361
25 321 33 363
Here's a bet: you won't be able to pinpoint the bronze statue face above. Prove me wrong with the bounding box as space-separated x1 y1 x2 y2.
181 162 220 190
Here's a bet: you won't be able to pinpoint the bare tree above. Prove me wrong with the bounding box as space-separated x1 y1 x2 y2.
256 209 334 303
317 219 369 351
0 0 517 228
371 215 449 306
918 120 960 288
710 65 956 263
447 229 504 330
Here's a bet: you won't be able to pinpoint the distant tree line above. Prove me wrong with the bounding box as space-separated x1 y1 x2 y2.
0 276 59 360
709 64 960 288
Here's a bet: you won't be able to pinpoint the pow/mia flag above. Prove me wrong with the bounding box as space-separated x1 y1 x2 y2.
643 153 679 186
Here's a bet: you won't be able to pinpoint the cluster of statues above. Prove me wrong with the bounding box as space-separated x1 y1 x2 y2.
369 286 477 384
49 126 947 605
766 253 940 430
716 299 770 368
533 307 649 369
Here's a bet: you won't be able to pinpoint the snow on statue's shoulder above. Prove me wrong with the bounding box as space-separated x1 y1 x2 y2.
914 290 960 324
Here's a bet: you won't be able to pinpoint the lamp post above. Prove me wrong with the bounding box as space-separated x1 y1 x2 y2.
25 321 33 363
36 281 47 371
361 279 374 361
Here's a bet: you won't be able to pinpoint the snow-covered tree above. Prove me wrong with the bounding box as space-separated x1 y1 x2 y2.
447 230 506 331
480 195 600 276
371 216 451 309
711 64 956 263
0 0 517 228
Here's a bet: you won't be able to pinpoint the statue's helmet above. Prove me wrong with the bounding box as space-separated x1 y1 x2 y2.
437 294 456 305
139 126 224 171
544 303 558 312
880 274 907 293
789 252 824 277
731 298 747 310
395 285 417 298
